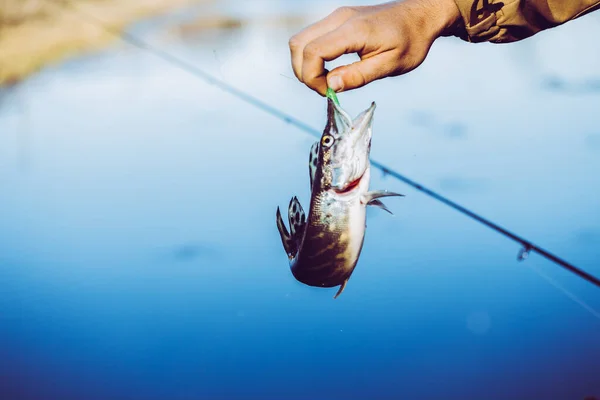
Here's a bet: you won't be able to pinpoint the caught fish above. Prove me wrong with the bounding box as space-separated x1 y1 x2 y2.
276 97 404 298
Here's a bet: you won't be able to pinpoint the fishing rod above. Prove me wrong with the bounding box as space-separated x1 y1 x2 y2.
51 0 600 289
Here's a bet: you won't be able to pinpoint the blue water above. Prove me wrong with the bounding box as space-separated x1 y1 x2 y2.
1 1 599 399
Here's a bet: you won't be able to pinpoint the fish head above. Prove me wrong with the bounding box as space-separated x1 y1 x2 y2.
318 98 375 195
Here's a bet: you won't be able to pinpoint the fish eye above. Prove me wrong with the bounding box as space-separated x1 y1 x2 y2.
321 135 334 147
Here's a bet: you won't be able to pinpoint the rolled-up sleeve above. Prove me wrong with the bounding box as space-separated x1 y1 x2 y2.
452 0 600 43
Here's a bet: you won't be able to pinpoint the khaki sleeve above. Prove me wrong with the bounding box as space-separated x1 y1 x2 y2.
451 0 600 43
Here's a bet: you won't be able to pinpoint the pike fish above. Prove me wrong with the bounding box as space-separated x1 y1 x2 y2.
276 97 403 298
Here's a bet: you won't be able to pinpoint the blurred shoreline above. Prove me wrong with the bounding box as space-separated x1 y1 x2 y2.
0 0 209 87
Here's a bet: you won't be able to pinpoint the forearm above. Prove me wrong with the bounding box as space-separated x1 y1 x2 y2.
287 0 600 96
451 0 600 43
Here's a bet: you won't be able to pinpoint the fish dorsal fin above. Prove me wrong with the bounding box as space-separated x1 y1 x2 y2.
276 207 296 258
308 141 319 189
288 196 306 247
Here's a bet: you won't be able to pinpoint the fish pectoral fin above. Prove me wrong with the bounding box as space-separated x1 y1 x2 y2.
361 190 405 205
288 196 307 245
276 206 296 258
333 279 348 299
367 199 393 215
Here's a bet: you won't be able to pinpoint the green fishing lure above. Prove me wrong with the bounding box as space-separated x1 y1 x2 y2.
326 88 340 106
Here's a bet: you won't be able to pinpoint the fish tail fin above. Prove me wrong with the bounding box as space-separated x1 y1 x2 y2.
276 206 296 258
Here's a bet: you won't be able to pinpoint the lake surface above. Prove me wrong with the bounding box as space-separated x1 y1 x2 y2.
1 1 599 399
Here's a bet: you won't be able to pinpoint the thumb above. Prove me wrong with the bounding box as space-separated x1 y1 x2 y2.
326 52 400 92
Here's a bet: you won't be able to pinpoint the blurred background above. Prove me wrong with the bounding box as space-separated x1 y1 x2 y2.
1 1 599 399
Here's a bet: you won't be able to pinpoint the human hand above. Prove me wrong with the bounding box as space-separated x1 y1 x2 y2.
288 0 461 96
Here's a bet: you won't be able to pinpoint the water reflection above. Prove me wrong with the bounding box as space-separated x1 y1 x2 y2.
438 177 487 193
575 229 600 246
169 15 244 44
542 75 600 94
170 243 221 262
0 83 19 114
585 133 600 149
407 110 467 139
466 310 492 335
443 122 468 139
408 110 434 127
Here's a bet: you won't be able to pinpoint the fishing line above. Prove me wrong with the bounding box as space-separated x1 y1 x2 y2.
528 264 600 320
50 0 600 296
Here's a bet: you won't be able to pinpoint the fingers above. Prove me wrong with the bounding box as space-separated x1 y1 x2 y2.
288 1 436 95
300 22 366 95
289 7 358 93
327 51 406 92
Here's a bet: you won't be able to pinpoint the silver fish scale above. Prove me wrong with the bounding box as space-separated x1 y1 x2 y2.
291 193 359 288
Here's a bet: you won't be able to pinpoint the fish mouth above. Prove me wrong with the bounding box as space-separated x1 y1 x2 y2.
328 101 375 196
354 101 376 136
333 170 365 195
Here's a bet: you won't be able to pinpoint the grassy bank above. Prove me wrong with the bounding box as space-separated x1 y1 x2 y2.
0 0 207 86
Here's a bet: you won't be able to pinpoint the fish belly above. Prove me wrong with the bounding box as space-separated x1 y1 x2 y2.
291 202 366 288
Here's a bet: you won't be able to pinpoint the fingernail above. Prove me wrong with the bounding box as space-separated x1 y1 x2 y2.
328 75 344 92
